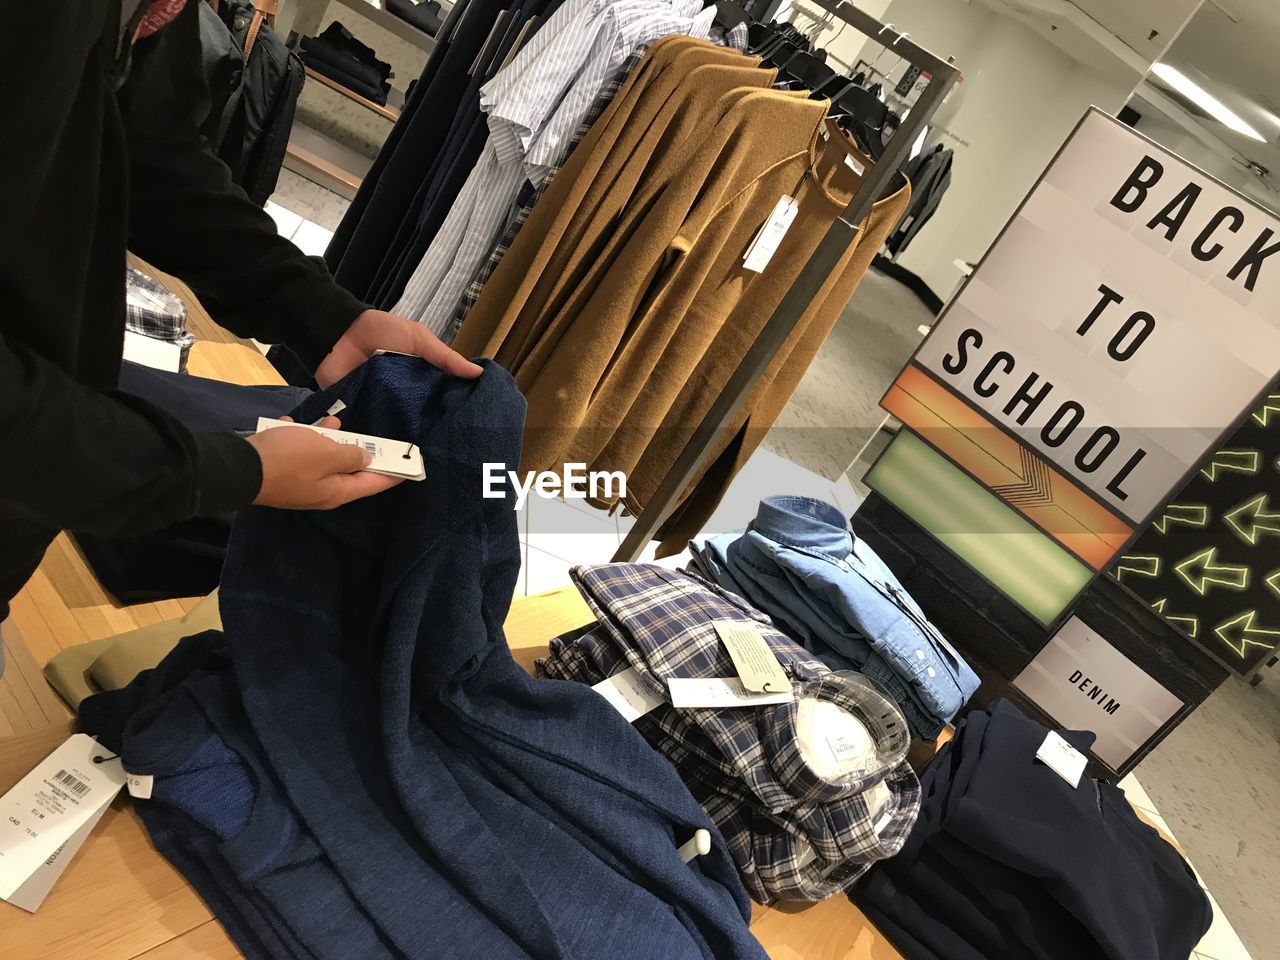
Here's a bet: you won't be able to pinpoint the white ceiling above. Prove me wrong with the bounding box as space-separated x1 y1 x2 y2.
1069 0 1203 60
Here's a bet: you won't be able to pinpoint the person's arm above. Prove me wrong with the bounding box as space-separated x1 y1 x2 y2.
119 0 363 371
119 0 483 386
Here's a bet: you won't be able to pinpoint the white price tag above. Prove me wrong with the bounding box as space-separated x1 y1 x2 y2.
4 803 110 913
591 667 664 723
843 153 866 176
1036 730 1088 788
743 196 799 273
668 677 795 709
0 735 125 900
255 418 425 481
712 620 791 694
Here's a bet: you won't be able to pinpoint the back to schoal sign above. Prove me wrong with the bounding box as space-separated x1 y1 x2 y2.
483 463 627 509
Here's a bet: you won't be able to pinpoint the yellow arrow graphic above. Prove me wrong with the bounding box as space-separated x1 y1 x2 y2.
1115 555 1161 581
1151 598 1199 638
1265 569 1280 601
1152 504 1210 534
1213 610 1280 658
1174 547 1250 595
1251 393 1280 427
1225 494 1280 545
1200 450 1261 481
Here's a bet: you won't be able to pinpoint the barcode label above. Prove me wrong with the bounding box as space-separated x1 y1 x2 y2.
51 770 90 798
360 441 378 455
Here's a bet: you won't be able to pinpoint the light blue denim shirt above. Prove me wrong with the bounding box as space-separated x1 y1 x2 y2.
691 496 979 739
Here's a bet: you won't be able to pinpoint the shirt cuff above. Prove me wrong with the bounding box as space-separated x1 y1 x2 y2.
194 431 263 517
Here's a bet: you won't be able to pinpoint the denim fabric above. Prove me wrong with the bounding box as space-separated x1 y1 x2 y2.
851 702 1212 960
692 496 979 739
85 355 764 959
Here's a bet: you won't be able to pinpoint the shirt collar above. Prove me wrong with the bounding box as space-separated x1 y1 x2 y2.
750 496 854 559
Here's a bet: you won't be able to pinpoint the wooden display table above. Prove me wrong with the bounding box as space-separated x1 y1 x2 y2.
0 270 907 957
0 585 905 959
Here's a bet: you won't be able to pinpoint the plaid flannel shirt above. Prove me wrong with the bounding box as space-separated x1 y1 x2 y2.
537 564 921 902
126 264 195 371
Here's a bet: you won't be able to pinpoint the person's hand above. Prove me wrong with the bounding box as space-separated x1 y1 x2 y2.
245 416 403 509
314 308 484 388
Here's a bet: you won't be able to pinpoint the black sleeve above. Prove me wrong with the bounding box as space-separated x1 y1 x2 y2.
0 332 260 535
0 2 261 539
119 0 369 370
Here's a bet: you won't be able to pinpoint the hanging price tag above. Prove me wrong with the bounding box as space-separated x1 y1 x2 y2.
743 196 799 273
668 677 795 709
0 734 125 901
592 667 664 722
1036 730 1088 788
255 418 425 481
712 621 792 694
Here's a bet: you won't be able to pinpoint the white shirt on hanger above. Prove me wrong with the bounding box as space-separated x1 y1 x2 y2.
393 0 714 338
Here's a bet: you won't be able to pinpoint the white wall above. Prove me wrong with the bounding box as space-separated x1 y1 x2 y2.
814 0 1140 297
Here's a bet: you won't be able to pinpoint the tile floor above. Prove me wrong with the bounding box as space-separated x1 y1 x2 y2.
265 198 336 256
1117 774 1255 960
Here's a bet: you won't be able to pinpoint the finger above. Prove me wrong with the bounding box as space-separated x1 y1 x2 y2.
316 416 342 430
322 439 373 474
411 326 484 379
279 415 294 423
322 471 404 506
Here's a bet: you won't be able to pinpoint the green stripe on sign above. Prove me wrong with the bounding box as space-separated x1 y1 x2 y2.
865 432 1091 625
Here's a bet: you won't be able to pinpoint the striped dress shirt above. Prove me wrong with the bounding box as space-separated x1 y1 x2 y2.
392 0 714 337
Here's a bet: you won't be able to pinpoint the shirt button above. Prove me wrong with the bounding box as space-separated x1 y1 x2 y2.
927 667 937 678
916 650 925 661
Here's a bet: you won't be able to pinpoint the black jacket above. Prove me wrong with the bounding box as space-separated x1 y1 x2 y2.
0 0 366 538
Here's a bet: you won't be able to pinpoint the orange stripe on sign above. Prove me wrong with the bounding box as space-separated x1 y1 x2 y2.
882 365 1133 570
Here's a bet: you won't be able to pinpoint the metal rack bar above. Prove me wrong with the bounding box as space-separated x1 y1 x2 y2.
613 0 960 562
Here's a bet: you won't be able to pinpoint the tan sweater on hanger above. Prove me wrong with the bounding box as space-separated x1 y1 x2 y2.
650 130 910 552
511 88 834 471
452 37 756 359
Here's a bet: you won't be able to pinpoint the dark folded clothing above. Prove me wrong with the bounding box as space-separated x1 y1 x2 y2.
300 22 391 88
852 702 1212 960
302 53 391 105
386 0 443 35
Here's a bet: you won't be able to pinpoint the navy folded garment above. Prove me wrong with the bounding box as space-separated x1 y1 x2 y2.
85 355 764 959
852 701 1212 960
80 632 395 960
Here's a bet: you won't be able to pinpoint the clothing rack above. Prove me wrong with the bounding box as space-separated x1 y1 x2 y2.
851 58 970 148
612 0 960 562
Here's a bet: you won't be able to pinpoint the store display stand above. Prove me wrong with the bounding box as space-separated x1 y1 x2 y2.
613 0 960 562
279 0 466 195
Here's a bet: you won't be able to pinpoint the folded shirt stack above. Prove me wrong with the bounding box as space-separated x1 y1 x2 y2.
126 264 196 370
691 496 980 739
78 356 765 960
851 700 1212 960
538 563 921 903
300 22 393 105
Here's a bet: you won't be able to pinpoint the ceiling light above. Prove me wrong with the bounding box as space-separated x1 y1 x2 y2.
1151 63 1267 142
